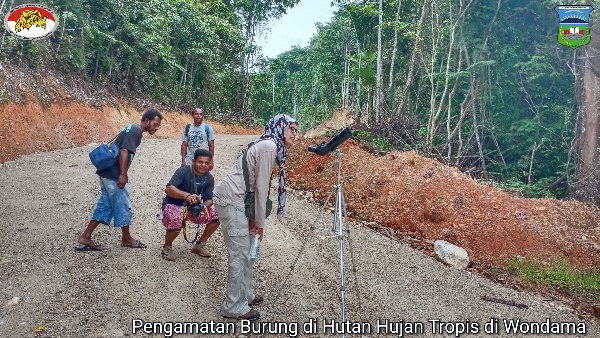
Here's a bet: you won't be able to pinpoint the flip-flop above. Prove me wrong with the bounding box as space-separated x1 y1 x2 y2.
121 239 147 249
74 243 104 251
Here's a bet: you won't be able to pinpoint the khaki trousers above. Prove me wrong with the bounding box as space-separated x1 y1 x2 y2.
215 203 255 317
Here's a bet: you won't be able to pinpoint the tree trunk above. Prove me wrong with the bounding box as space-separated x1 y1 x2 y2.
0 0 14 52
388 0 401 94
342 43 350 109
93 51 100 83
356 44 363 124
180 56 189 87
575 21 600 202
375 0 384 123
367 86 374 124
55 23 65 54
188 59 195 87
472 98 488 179
241 13 256 115
393 0 428 118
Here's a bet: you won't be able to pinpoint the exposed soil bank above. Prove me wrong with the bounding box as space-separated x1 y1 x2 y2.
0 100 260 163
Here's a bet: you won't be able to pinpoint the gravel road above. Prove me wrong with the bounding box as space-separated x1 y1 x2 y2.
0 135 596 338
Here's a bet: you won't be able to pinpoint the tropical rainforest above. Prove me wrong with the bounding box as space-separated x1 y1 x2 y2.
1 0 599 203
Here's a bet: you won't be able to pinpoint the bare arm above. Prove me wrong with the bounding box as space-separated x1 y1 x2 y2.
117 148 129 189
165 185 200 205
209 140 215 170
181 141 188 167
209 140 215 157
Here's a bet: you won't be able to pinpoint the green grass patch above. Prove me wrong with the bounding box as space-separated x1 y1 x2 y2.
505 257 600 300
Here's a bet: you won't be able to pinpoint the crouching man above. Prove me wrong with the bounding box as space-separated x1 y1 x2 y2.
160 149 220 260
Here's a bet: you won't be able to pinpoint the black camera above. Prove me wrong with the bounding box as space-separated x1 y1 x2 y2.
307 128 353 156
189 202 204 217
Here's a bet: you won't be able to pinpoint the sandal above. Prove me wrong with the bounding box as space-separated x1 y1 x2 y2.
161 246 176 261
75 242 104 251
121 239 147 249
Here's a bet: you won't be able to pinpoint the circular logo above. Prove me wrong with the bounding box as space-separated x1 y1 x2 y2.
4 4 57 40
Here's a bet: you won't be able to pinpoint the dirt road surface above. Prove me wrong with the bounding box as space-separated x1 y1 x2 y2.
1 136 597 338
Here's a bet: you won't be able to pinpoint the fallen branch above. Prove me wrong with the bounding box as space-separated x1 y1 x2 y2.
481 295 528 309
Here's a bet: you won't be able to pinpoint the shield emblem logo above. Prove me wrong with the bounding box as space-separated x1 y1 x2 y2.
555 5 593 49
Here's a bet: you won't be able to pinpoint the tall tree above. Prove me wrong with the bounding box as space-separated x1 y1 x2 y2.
375 0 383 123
575 3 600 202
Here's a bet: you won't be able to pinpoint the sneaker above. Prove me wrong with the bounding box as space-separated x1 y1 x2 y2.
161 246 176 261
191 242 211 257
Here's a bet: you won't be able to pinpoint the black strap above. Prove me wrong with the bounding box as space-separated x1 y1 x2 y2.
107 124 132 145
242 150 251 193
189 165 198 195
182 165 201 243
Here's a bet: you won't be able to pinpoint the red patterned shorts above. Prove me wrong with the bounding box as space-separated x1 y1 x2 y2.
162 203 219 231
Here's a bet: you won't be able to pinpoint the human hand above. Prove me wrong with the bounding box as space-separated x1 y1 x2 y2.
186 194 202 205
181 160 186 167
249 219 263 240
117 173 127 189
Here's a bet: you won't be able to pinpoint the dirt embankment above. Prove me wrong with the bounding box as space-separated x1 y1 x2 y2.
287 137 600 269
0 100 260 164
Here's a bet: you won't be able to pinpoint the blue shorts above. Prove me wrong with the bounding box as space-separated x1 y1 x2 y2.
91 177 133 227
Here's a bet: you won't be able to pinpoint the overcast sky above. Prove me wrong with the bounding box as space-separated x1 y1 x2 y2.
255 0 337 59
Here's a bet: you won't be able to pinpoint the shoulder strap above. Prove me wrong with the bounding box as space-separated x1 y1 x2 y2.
185 124 191 138
189 165 198 195
204 123 210 136
107 124 132 144
242 150 251 193
242 149 271 196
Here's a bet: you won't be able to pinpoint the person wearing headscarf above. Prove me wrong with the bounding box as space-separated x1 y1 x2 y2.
212 114 299 321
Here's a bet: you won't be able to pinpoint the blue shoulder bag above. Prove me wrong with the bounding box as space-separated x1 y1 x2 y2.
89 124 132 171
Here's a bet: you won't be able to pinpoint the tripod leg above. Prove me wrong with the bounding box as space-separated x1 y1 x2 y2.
274 185 336 304
341 191 362 310
336 182 346 323
289 186 336 271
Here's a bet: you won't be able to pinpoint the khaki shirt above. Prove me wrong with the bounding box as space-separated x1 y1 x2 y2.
213 139 277 228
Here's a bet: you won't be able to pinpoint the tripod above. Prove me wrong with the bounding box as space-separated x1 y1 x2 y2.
289 148 360 323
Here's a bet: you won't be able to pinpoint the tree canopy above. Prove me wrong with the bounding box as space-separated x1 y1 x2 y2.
0 0 596 200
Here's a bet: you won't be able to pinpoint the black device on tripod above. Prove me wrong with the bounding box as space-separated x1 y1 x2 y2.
289 127 360 324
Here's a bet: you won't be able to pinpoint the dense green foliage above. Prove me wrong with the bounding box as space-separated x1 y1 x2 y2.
0 0 297 119
0 0 591 197
248 0 586 198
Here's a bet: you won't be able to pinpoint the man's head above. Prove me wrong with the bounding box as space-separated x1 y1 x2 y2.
192 148 212 175
141 108 163 135
192 108 204 125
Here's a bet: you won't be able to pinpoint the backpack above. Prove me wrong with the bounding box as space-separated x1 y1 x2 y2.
185 123 210 140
